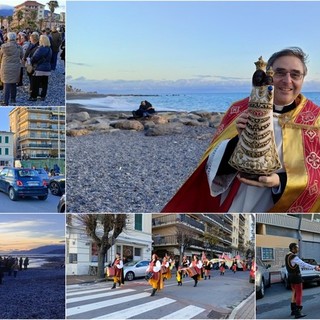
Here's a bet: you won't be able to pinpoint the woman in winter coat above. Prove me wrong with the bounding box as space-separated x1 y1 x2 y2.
28 34 52 101
0 32 23 106
25 32 39 96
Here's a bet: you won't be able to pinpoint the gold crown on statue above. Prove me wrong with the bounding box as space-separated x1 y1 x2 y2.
254 56 267 71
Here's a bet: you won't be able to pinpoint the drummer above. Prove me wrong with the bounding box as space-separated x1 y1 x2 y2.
161 255 172 281
146 253 164 296
111 253 124 289
189 255 203 287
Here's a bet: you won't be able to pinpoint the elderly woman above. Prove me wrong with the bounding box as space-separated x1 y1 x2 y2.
0 32 23 106
28 34 52 102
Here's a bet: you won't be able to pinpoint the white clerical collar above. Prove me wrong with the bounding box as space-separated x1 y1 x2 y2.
274 100 295 112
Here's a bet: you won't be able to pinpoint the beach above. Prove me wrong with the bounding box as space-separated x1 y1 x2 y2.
0 259 65 319
66 105 222 213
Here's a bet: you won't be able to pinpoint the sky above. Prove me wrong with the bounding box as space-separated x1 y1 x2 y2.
0 0 66 14
0 107 13 134
67 1 320 94
0 214 65 253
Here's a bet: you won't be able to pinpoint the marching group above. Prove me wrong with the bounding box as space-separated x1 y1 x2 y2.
108 253 243 297
0 256 29 284
0 25 65 106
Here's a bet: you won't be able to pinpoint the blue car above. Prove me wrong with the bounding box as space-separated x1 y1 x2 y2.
0 167 48 201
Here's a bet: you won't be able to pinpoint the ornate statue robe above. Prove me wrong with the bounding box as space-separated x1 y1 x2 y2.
161 94 320 213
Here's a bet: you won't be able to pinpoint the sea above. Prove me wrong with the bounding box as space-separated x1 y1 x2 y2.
67 92 320 113
0 254 65 268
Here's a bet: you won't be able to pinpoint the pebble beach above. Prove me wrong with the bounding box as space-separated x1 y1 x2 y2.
0 263 65 319
66 103 223 213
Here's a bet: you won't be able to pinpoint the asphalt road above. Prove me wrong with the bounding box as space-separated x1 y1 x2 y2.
256 282 320 319
0 190 61 213
66 270 254 319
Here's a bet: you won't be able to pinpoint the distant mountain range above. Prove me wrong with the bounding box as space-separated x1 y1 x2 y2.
8 244 65 255
0 5 14 17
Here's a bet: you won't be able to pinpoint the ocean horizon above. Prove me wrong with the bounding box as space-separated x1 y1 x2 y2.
67 92 320 113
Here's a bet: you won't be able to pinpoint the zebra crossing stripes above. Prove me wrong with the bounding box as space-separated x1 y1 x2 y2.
67 292 150 317
67 289 135 303
92 297 176 319
66 285 206 319
67 287 121 297
160 305 206 319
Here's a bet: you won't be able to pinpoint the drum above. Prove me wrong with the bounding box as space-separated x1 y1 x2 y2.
106 266 115 277
186 266 197 277
161 266 168 274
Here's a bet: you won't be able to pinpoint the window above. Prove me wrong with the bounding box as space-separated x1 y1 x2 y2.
5 148 9 155
261 247 274 261
135 214 142 231
0 136 2 143
69 253 77 263
5 136 9 143
0 148 1 155
134 248 141 257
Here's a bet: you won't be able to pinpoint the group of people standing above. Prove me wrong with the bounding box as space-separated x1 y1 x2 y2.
0 26 65 106
0 256 29 284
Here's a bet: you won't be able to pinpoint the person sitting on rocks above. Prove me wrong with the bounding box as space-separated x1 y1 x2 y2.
132 100 156 118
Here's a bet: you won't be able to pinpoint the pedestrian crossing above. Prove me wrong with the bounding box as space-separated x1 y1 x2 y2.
67 283 206 319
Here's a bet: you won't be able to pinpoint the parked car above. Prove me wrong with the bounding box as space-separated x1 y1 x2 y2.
57 194 66 213
34 168 50 186
123 260 150 281
0 167 48 201
49 175 65 196
280 258 320 289
255 257 271 299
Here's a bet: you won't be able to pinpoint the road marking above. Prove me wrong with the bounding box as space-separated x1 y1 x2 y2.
160 305 205 319
67 292 150 317
92 297 176 319
67 289 135 303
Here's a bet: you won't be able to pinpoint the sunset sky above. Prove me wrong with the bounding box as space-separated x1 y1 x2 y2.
0 214 65 253
67 1 320 94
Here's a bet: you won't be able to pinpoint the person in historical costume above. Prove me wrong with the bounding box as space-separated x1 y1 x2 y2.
176 266 183 286
146 254 164 296
189 255 203 287
181 256 190 278
162 47 320 213
285 243 320 318
111 253 124 289
219 260 226 276
202 253 212 280
161 255 172 281
232 261 237 274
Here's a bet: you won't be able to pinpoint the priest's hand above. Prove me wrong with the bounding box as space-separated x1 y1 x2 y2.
237 173 280 188
235 111 249 136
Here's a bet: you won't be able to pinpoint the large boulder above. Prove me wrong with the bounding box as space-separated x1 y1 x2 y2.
71 111 90 122
112 120 144 131
145 123 183 136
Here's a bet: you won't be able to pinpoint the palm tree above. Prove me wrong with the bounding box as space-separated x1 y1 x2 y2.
7 16 13 30
47 1 59 29
16 10 24 29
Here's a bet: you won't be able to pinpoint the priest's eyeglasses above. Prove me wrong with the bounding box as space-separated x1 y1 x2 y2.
273 69 305 80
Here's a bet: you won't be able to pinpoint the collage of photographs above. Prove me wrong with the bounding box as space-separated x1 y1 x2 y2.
0 1 320 320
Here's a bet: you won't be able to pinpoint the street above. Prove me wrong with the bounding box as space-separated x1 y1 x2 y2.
257 282 320 319
66 270 253 319
0 191 61 213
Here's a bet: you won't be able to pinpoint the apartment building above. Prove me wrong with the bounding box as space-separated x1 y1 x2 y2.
9 107 65 161
66 214 153 276
256 214 320 271
152 214 252 261
13 1 45 27
0 131 14 168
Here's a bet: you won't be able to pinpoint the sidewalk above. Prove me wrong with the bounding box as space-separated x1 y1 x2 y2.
67 274 105 285
229 292 255 319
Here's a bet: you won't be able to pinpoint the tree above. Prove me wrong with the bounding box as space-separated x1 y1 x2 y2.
201 229 220 259
16 10 24 29
75 214 127 278
175 225 196 264
7 16 13 29
47 1 59 29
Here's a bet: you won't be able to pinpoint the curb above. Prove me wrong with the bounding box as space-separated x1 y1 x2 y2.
228 291 255 319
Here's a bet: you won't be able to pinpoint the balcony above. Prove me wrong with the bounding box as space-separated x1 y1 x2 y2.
152 214 205 232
